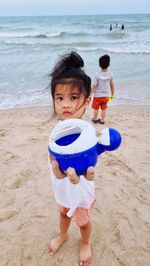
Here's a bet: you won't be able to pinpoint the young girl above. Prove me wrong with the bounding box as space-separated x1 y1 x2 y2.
48 51 95 266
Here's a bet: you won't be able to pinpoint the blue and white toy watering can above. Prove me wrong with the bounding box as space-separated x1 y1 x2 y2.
48 119 122 175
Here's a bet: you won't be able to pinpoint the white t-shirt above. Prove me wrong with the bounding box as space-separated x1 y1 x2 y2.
93 71 113 97
49 163 95 217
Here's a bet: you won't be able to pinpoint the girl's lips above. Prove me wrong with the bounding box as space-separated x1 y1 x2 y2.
63 111 72 116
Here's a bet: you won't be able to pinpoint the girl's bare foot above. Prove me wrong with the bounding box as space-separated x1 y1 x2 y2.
48 233 68 255
79 241 92 266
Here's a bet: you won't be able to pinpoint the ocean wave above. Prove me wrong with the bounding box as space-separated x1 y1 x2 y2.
35 32 61 38
114 96 150 106
0 89 50 110
63 31 90 37
0 31 62 38
44 30 91 38
1 40 96 48
1 40 150 55
105 31 126 39
75 46 100 52
0 30 93 39
75 46 150 54
101 47 150 55
1 94 150 110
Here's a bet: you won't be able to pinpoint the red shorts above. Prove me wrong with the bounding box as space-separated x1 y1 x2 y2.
92 97 109 110
57 201 95 227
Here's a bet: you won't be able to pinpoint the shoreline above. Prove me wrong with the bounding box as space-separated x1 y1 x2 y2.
0 104 150 266
0 102 150 113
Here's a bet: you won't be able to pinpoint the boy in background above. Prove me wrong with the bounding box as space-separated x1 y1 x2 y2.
91 54 115 124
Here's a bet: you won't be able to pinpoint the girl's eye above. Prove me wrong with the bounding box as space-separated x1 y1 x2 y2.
56 96 63 101
71 95 79 101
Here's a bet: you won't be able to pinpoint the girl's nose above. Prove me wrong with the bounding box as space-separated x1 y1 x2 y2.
63 100 71 108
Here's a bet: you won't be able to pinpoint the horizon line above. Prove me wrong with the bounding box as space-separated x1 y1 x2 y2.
0 12 150 18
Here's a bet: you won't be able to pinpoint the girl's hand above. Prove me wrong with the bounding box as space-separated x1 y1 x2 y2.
66 166 95 183
49 154 95 182
85 166 95 181
49 154 80 183
66 167 80 184
49 154 65 179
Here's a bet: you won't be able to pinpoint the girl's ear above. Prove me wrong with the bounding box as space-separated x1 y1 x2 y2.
84 96 91 109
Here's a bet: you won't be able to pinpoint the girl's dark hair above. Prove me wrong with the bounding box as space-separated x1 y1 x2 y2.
50 51 91 99
99 54 110 69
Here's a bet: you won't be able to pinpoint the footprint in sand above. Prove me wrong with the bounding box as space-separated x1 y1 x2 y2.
4 151 20 164
28 137 38 143
0 129 6 137
4 173 30 189
0 208 19 222
104 154 136 175
21 169 32 178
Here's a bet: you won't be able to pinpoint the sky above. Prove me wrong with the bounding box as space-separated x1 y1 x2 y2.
0 0 150 16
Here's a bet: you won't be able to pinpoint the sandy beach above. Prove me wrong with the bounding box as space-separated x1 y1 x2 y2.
0 104 150 266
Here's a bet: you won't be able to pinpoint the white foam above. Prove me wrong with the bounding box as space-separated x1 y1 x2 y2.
0 31 61 38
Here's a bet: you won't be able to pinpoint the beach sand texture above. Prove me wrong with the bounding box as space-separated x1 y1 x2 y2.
0 105 150 266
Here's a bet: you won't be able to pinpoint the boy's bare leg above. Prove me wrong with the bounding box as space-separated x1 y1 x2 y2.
101 109 106 123
93 109 98 120
48 213 71 255
79 222 92 266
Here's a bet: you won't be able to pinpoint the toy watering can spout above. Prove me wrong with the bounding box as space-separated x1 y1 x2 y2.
97 128 122 155
96 143 106 156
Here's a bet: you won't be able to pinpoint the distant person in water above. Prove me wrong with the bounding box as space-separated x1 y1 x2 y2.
121 24 125 30
109 24 112 31
115 23 118 29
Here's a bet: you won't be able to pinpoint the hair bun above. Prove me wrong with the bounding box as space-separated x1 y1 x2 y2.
67 51 84 68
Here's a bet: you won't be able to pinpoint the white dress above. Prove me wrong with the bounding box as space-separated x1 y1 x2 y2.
49 162 95 218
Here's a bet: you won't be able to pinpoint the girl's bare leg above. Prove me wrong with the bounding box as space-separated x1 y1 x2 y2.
79 222 92 266
48 213 71 255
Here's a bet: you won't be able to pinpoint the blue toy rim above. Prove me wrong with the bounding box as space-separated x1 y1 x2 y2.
48 143 99 159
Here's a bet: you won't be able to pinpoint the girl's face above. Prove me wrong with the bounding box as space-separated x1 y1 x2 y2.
54 84 90 120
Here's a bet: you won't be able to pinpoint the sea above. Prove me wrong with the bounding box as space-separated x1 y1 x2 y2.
0 14 150 110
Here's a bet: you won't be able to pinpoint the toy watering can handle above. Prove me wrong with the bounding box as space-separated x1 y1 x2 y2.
96 128 110 155
97 128 122 155
61 126 77 132
98 128 110 146
53 125 81 142
59 125 79 134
